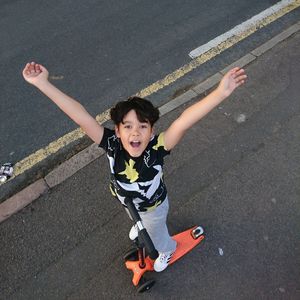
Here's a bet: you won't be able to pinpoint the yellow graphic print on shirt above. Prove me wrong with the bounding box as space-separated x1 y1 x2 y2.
152 132 165 150
119 159 139 183
146 200 162 212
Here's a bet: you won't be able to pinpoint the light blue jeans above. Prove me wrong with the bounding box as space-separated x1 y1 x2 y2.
130 197 177 253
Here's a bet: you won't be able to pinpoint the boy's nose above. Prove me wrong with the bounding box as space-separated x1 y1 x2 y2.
132 128 140 136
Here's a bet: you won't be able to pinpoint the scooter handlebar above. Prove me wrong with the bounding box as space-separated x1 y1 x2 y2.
124 198 159 260
125 198 141 223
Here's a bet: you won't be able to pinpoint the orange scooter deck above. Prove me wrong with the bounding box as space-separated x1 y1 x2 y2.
125 226 204 286
169 225 204 265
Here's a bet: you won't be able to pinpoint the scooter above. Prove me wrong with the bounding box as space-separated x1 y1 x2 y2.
123 198 205 293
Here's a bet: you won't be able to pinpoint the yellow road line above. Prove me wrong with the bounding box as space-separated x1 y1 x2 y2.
8 0 300 181
137 0 300 98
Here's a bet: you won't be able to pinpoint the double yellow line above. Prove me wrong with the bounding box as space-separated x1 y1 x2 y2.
9 0 300 181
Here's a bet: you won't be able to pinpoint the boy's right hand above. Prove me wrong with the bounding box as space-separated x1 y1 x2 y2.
22 62 49 87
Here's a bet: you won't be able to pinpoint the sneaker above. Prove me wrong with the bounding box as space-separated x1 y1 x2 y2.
129 224 138 241
153 250 174 272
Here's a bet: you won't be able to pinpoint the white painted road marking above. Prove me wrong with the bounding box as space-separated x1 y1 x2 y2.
189 0 294 58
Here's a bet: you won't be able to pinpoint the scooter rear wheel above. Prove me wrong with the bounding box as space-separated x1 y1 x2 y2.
137 278 155 293
123 247 139 261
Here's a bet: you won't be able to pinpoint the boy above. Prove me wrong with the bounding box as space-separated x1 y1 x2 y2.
22 62 246 272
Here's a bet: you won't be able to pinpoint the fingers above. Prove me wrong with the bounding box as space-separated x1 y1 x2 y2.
231 67 247 85
38 64 46 72
230 67 240 73
22 63 30 76
29 62 41 73
235 75 247 87
235 69 245 77
236 73 247 85
230 67 244 76
236 78 246 87
228 67 245 76
23 62 42 77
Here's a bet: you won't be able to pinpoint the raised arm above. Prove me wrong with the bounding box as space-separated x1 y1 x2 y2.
163 67 247 150
22 62 103 144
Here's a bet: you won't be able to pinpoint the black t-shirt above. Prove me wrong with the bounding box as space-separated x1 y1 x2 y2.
99 127 170 212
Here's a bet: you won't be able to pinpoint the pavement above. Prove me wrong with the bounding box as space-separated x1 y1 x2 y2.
0 23 300 300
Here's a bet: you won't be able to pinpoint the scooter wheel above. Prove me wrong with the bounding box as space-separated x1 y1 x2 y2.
137 278 155 293
123 247 139 261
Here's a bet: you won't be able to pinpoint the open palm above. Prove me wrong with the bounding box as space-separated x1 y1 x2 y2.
218 67 247 98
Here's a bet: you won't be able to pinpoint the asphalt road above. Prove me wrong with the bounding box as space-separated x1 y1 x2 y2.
0 0 289 165
0 26 299 299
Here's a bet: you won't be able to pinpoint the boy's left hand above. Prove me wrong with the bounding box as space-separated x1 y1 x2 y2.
217 67 247 98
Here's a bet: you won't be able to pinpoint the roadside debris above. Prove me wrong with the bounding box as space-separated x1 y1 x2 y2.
235 113 247 123
218 247 224 256
279 287 285 293
0 163 14 183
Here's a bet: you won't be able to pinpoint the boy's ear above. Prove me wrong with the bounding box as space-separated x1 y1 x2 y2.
151 126 155 137
115 125 121 138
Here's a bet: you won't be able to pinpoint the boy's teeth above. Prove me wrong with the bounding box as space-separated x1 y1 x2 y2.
131 141 141 148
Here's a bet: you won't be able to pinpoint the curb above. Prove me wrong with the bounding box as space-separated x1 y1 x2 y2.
1 21 299 224
0 179 48 223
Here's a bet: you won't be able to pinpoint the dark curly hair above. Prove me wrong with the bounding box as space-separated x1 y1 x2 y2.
110 96 160 127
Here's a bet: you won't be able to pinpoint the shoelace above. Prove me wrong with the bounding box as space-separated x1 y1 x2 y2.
159 252 173 262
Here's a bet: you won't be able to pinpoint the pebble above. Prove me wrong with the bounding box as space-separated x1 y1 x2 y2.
236 113 247 123
279 287 285 293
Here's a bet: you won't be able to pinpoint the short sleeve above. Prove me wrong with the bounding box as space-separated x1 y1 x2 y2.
99 127 116 152
151 132 171 157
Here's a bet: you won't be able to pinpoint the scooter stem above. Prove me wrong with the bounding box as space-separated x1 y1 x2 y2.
124 198 159 260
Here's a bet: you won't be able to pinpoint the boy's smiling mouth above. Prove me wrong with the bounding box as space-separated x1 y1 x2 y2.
130 141 141 148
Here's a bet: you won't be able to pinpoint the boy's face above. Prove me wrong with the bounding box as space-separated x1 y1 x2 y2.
115 109 154 157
